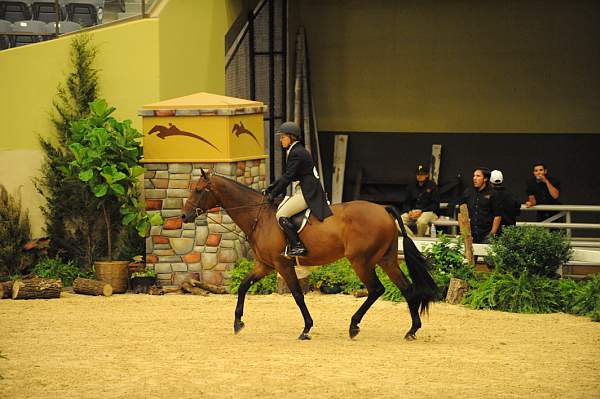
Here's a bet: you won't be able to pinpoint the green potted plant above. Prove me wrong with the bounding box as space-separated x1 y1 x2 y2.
130 267 157 294
64 99 162 292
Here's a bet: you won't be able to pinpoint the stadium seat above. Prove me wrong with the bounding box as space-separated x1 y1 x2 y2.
0 1 33 23
65 0 103 26
10 19 46 46
0 18 12 49
31 1 66 23
46 19 80 34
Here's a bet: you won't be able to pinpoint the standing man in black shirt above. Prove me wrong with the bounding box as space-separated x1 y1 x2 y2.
525 162 561 221
490 169 521 234
458 167 502 243
401 164 440 237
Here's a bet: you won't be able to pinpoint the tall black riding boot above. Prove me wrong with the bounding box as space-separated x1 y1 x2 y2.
278 217 308 257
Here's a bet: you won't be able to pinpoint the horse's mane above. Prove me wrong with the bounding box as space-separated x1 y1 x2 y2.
212 174 262 197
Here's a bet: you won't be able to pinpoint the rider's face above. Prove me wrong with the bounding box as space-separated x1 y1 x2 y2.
279 134 292 149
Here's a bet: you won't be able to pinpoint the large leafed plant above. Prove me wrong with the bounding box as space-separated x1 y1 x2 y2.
65 99 161 260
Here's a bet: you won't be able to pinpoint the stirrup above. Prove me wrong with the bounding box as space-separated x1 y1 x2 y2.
282 245 308 258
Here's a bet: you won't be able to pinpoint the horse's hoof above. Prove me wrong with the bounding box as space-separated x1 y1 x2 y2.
349 325 360 339
404 332 417 341
298 333 311 340
234 320 245 334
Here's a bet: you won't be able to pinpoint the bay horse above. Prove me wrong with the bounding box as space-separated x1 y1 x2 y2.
181 170 437 340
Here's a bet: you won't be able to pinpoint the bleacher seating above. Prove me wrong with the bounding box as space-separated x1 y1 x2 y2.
46 19 81 34
0 0 105 49
66 0 104 26
31 1 66 23
0 18 11 49
0 1 33 23
10 18 46 46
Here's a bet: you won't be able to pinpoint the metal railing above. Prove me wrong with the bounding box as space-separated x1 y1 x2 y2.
430 203 600 238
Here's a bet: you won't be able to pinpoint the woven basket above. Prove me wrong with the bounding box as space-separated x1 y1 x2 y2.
95 261 129 294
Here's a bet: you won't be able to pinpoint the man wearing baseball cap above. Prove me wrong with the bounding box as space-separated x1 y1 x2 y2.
401 164 440 237
490 169 521 233
264 121 333 257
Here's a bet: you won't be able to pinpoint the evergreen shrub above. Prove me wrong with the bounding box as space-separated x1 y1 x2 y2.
488 226 572 277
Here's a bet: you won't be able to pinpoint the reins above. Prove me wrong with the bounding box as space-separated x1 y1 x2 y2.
191 198 269 243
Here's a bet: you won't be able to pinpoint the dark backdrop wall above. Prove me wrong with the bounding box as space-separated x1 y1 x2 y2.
319 132 600 227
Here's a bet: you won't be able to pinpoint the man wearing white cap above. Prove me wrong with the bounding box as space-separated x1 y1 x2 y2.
490 169 520 233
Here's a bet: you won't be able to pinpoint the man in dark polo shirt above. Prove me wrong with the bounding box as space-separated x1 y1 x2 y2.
401 164 440 237
525 162 561 221
457 167 502 243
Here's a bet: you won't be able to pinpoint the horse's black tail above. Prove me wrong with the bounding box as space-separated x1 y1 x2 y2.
386 205 438 314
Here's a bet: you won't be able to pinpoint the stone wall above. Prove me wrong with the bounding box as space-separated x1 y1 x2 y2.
144 160 266 289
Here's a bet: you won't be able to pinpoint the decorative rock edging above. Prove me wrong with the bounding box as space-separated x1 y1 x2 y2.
144 160 266 289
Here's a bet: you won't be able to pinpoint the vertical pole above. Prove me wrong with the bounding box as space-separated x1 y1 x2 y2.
268 0 275 181
142 0 146 17
248 10 256 100
566 210 572 237
54 0 60 37
458 204 474 265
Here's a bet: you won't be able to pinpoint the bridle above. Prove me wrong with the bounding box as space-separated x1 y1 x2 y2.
186 180 269 242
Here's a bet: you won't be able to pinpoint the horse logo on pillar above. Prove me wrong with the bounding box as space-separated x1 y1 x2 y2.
232 121 260 146
148 123 220 151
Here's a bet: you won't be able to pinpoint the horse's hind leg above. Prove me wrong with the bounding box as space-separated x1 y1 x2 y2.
278 264 313 340
348 259 385 339
378 251 422 340
234 262 272 334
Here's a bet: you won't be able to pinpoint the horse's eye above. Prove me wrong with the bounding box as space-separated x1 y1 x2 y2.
195 187 203 193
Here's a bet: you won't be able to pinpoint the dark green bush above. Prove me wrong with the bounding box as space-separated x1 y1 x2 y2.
0 185 33 278
570 274 600 321
33 256 81 287
308 258 364 294
488 226 572 278
462 270 562 313
230 258 277 294
423 234 475 299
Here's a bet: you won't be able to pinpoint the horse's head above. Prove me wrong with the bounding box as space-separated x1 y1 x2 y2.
181 169 219 223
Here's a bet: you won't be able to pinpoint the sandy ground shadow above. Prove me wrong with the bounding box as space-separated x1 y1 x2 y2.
0 292 599 399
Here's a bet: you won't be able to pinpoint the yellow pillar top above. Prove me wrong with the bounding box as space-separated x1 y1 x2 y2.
139 92 266 116
139 93 266 163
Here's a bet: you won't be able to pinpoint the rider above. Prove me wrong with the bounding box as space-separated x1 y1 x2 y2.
265 121 333 257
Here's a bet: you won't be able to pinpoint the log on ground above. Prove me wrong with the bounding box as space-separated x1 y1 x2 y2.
187 278 227 294
12 278 62 300
1 281 13 299
73 277 113 296
181 281 209 296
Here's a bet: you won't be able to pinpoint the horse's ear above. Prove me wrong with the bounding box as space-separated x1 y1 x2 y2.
200 168 208 180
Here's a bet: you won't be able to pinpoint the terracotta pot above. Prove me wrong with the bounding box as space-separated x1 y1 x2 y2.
95 260 129 294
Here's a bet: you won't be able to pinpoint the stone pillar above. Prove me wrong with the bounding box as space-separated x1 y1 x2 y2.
144 160 266 289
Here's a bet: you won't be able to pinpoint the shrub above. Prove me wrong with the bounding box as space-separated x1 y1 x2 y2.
488 226 572 278
230 258 277 294
462 270 562 313
65 99 162 260
423 234 474 299
33 256 80 287
0 185 33 278
309 258 364 294
570 275 600 321
35 34 113 270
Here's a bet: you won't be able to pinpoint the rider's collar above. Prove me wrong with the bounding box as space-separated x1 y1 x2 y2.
286 141 299 157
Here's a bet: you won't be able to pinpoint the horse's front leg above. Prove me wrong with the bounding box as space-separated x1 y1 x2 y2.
234 261 272 334
278 264 313 340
